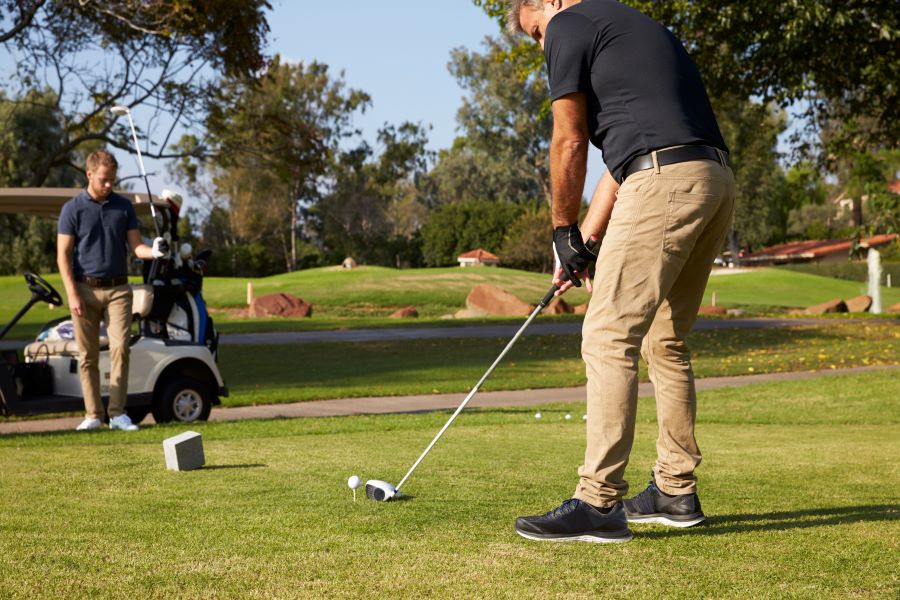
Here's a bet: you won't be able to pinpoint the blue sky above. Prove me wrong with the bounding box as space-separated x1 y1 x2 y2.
135 0 608 207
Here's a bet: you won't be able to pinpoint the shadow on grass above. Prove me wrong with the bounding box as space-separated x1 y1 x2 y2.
202 463 267 470
638 504 899 539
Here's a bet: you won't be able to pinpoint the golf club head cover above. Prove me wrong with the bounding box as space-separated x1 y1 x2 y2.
552 223 597 287
151 237 170 258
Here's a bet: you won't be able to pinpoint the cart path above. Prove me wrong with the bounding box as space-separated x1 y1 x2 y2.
216 317 886 345
1 365 894 435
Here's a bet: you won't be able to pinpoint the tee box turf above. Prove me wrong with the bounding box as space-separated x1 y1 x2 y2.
163 431 205 471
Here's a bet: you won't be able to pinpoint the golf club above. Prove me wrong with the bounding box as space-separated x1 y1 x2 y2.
366 238 598 502
110 105 161 237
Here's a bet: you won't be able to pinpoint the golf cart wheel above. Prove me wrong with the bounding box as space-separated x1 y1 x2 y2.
125 406 151 424
153 376 213 423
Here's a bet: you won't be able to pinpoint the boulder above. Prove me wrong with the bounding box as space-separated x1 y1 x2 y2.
249 292 313 318
804 298 847 315
697 305 727 316
887 302 900 314
390 306 418 318
572 303 589 315
465 284 532 317
845 295 872 313
544 298 572 315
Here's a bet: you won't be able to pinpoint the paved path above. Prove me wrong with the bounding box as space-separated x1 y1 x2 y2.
217 317 842 346
1 365 893 435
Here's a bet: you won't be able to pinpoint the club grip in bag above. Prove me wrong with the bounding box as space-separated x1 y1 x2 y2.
540 235 599 307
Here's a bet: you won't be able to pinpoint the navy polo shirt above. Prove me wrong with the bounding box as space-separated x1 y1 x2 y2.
544 0 727 183
58 190 139 278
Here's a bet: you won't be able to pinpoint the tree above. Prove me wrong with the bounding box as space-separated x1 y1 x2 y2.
0 88 82 275
0 0 270 185
420 201 522 267
426 33 552 207
314 123 432 267
475 0 899 158
499 203 554 272
177 56 370 271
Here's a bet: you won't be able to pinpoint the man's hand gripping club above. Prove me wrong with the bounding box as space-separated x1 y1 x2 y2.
553 223 598 296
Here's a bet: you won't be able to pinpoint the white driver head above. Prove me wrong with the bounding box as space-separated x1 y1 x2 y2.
110 105 130 116
365 480 397 502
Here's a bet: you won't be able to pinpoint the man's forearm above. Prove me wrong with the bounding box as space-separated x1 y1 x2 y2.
57 249 77 298
580 169 620 242
550 134 588 227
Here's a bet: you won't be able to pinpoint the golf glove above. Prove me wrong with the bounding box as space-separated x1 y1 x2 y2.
151 237 170 259
552 223 597 287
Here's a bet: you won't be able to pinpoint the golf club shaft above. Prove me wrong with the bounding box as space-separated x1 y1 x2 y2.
124 111 161 236
395 288 557 492
395 237 597 492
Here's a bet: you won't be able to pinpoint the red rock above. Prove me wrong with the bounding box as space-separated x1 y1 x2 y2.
390 306 418 318
249 292 312 318
465 284 532 317
544 298 572 315
887 302 900 313
845 295 872 313
572 303 589 315
804 298 847 315
697 305 727 315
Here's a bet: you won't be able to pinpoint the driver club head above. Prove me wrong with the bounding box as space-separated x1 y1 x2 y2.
365 480 398 502
110 105 130 116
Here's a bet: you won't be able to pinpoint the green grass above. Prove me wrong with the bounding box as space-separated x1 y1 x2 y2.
217 321 899 406
2 267 898 339
0 370 896 598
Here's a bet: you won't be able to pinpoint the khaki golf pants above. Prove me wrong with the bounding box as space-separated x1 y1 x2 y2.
71 282 133 420
574 156 735 507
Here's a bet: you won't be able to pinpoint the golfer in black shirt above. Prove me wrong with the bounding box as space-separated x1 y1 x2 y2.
508 0 736 543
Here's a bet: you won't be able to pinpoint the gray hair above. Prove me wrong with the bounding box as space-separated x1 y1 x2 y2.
506 0 544 35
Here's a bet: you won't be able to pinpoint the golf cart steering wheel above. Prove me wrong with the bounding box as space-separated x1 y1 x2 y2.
24 272 64 307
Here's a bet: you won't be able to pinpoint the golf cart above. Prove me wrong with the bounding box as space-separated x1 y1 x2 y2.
0 187 227 424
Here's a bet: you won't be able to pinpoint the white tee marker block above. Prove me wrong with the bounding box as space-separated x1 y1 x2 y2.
163 431 205 471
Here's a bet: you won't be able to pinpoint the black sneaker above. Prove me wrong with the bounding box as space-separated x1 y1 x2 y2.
624 474 705 527
514 499 633 543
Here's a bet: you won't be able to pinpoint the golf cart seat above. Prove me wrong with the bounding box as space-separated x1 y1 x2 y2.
132 284 153 318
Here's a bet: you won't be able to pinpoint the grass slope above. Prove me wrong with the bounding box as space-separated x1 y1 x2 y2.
1 267 898 339
0 370 896 598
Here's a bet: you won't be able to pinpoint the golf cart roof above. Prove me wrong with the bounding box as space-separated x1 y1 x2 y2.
0 187 166 219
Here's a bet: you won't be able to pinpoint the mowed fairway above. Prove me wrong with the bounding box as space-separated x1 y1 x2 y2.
0 370 896 598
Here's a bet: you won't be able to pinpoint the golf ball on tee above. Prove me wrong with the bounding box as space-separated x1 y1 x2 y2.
347 475 361 489
534 412 542 419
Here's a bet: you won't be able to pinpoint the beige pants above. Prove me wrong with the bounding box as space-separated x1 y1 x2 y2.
575 157 735 507
71 282 133 420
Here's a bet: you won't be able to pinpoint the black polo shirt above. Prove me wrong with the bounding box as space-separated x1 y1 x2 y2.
58 190 139 278
544 0 727 183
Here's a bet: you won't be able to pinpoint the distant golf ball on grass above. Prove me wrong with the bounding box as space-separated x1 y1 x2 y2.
565 413 572 421
535 412 542 419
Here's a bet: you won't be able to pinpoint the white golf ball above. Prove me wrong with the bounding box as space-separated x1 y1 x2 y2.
582 414 588 420
347 475 361 489
565 413 572 420
534 412 542 419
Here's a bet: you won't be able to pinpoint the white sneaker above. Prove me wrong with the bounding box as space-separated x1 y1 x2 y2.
109 414 139 431
76 417 102 431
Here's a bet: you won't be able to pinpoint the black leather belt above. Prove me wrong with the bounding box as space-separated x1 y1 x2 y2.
76 275 128 287
621 145 728 183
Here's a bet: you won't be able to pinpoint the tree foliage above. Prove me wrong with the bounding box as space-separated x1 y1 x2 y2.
175 56 370 272
426 33 552 206
0 0 270 185
475 0 899 156
421 201 522 267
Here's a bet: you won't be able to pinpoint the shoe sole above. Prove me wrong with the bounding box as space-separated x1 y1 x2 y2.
626 514 705 528
515 529 633 544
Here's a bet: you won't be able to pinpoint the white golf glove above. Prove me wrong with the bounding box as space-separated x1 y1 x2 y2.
151 237 170 258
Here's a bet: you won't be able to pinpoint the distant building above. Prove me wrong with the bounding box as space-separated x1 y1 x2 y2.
342 257 358 269
457 248 500 267
743 233 897 265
